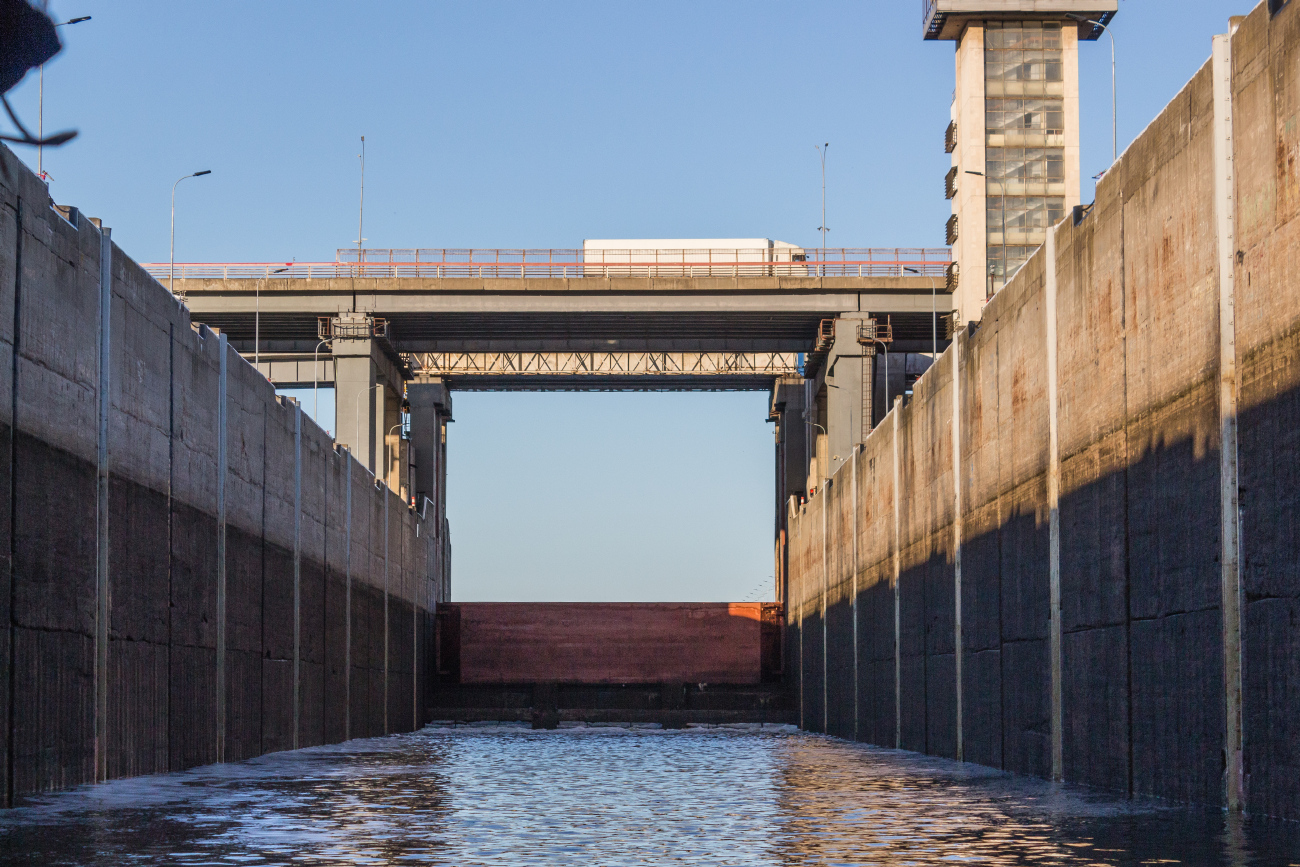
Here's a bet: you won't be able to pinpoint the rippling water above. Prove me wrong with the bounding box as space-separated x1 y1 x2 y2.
0 723 1297 865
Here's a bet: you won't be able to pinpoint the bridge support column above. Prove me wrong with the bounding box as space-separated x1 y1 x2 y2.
409 379 452 519
333 334 408 492
809 315 875 480
825 316 868 468
770 376 806 606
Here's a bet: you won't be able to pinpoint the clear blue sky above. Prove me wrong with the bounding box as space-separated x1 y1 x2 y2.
8 0 1247 601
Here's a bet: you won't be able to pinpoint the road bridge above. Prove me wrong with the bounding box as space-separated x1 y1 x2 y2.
148 247 955 520
155 247 952 354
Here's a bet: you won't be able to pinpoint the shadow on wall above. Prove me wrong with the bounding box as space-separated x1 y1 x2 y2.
785 285 1300 821
0 142 445 805
787 1 1300 821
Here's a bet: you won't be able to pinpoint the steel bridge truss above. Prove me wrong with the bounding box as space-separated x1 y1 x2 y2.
406 351 800 391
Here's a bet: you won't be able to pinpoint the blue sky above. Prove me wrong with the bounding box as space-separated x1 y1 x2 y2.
8 0 1248 601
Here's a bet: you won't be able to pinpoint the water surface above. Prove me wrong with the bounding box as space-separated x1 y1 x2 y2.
0 723 1297 865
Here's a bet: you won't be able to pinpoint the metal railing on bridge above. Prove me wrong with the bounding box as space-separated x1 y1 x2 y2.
143 248 951 281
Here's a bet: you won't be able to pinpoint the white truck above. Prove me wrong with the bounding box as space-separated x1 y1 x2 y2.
581 238 807 277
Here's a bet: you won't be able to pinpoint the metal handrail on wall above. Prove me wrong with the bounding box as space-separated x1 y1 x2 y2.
142 248 952 281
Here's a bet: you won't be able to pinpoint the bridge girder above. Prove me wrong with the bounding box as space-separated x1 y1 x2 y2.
250 349 802 393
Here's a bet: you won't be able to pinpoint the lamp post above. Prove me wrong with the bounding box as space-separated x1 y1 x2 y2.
312 339 332 427
355 383 383 473
38 16 91 182
815 143 829 277
261 264 294 370
808 422 830 489
383 422 404 493
169 170 212 296
905 266 939 360
1070 14 1117 165
966 169 1004 293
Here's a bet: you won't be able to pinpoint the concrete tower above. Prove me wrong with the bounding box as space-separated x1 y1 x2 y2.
925 1 1116 324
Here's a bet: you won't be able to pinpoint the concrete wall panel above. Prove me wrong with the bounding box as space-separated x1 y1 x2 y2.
788 2 1300 816
0 144 443 802
1231 0 1300 822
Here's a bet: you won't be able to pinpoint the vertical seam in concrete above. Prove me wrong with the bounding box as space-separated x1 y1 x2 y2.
6 197 20 807
921 484 928 757
1212 32 1244 813
320 436 328 741
790 509 800 733
952 330 964 763
1046 229 1064 783
996 335 1005 769
851 446 859 742
166 323 174 770
215 336 228 764
892 396 902 749
344 457 352 741
383 485 390 735
1121 197 1134 798
292 403 302 750
821 477 828 734
259 408 267 756
412 515 418 731
94 225 111 783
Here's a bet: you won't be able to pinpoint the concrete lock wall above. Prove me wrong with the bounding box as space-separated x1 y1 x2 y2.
788 2 1300 819
0 145 445 804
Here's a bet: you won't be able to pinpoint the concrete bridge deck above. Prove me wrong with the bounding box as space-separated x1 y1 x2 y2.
163 274 952 353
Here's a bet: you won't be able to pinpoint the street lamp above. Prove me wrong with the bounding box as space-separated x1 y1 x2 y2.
815 143 829 277
355 383 383 471
312 339 331 427
383 422 405 493
169 170 212 297
904 266 939 360
966 169 1005 294
808 421 830 489
1070 14 1117 166
38 15 91 182
262 264 294 369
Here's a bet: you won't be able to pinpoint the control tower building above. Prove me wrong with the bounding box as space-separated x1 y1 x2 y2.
925 1 1117 324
